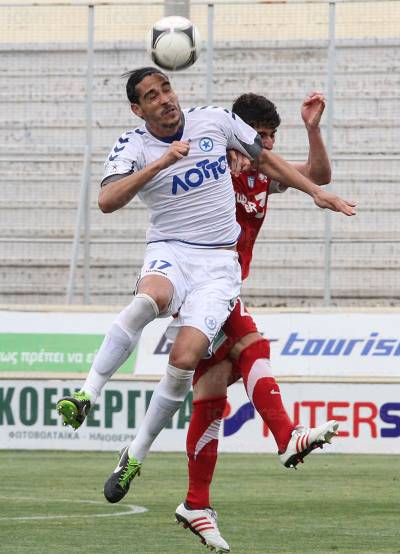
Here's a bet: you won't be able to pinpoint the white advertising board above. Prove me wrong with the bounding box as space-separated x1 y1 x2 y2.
1 379 399 454
0 310 137 374
1 309 400 377
136 311 400 378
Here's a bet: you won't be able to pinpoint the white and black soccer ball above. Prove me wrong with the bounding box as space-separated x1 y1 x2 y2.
147 16 201 71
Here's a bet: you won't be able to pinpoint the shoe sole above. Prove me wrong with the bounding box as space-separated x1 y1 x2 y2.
175 512 230 553
284 421 339 469
56 399 80 430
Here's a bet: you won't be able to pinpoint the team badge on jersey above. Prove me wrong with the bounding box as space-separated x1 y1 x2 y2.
199 137 214 152
247 176 255 189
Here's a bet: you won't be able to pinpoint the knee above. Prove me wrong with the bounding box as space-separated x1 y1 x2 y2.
193 360 231 401
116 293 159 336
137 277 173 313
230 332 264 360
169 347 199 370
147 291 170 314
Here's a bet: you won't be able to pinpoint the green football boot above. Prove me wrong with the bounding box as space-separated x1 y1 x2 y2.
56 391 91 430
104 446 142 503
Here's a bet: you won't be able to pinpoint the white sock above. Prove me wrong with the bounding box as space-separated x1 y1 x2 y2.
81 294 159 404
128 364 194 462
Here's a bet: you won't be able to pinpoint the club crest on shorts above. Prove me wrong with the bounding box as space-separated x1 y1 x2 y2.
199 137 213 152
204 315 217 330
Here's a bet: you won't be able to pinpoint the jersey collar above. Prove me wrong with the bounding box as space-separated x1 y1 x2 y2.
145 112 185 143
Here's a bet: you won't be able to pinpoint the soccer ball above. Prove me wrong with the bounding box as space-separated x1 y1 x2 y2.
147 16 201 71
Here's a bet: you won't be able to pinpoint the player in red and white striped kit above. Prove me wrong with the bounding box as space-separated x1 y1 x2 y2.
175 92 339 553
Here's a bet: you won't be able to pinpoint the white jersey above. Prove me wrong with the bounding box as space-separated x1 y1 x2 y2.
102 106 258 247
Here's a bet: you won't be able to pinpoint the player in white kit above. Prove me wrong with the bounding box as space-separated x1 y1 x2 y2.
56 67 356 504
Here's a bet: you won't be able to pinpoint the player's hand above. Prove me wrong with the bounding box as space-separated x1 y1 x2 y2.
227 149 251 176
312 188 356 216
158 140 190 169
301 91 326 130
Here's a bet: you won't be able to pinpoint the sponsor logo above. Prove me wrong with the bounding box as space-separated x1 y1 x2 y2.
154 334 173 355
108 135 129 161
172 156 227 195
236 192 258 214
235 190 267 217
0 386 193 433
199 137 214 152
222 399 400 439
281 332 400 357
153 330 400 360
113 447 128 473
223 402 254 436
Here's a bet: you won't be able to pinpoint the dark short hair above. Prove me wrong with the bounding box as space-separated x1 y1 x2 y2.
232 93 281 129
123 67 168 104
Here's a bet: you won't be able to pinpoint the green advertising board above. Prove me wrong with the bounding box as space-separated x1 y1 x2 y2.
0 333 136 373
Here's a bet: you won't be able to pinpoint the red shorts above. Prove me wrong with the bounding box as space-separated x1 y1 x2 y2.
193 298 258 385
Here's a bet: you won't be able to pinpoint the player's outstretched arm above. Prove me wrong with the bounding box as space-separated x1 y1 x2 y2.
257 149 356 216
99 140 190 213
291 91 331 185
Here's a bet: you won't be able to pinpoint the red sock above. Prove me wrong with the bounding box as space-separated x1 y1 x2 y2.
237 340 294 452
186 396 227 509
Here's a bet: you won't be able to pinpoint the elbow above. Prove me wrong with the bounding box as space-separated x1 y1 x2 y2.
319 168 332 186
312 168 332 186
98 195 114 213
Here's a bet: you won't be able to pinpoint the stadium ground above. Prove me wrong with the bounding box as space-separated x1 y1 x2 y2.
0 451 398 553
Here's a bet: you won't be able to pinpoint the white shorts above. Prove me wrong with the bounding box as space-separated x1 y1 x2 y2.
137 241 242 343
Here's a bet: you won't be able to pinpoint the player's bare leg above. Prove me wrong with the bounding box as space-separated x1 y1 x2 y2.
56 275 172 429
104 326 208 503
183 325 339 518
104 241 241 502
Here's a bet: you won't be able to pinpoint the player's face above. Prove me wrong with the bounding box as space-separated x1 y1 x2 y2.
254 126 277 150
131 73 182 136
